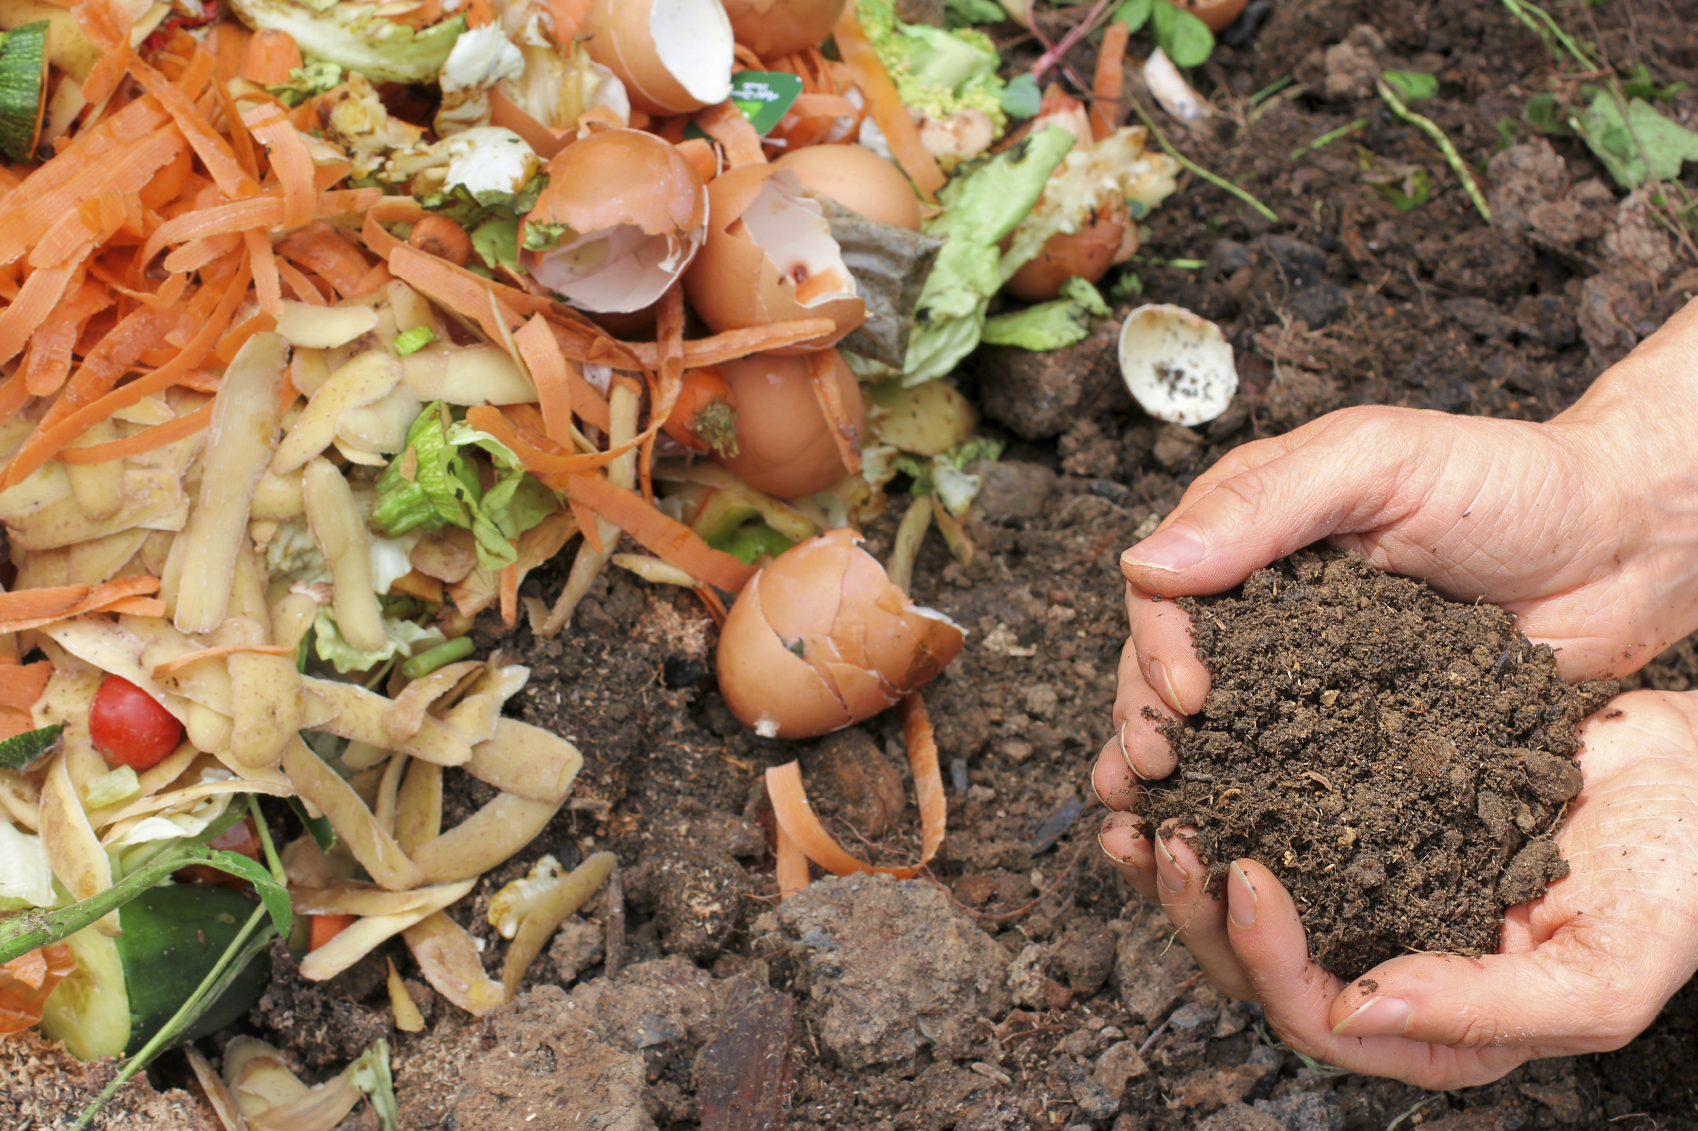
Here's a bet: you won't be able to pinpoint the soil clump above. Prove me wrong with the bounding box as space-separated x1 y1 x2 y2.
1139 548 1616 977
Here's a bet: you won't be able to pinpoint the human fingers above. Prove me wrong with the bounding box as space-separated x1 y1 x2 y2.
1092 733 1140 811
1225 860 1527 1089
1127 583 1210 717
1112 632 1185 780
1153 827 1254 1000
1099 811 1158 903
1325 923 1680 1056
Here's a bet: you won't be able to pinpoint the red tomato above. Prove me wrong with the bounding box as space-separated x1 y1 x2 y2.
89 676 183 770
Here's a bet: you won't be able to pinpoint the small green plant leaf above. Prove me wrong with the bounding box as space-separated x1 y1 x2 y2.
945 0 1007 25
1382 69 1438 101
1112 0 1153 33
1151 0 1213 67
1621 63 1690 103
288 794 338 852
207 850 293 936
1000 72 1041 118
1572 86 1698 187
0 724 61 771
1523 92 1569 135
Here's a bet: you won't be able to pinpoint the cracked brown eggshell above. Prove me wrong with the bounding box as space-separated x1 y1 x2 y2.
520 129 708 314
585 0 735 116
716 528 965 738
683 164 865 353
716 349 863 498
721 0 847 59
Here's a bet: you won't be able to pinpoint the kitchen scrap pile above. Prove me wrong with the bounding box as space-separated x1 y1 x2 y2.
0 0 1195 1122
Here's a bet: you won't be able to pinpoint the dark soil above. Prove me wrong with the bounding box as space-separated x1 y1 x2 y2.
1138 548 1617 978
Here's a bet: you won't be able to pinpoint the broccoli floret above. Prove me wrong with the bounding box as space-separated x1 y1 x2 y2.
857 0 1007 134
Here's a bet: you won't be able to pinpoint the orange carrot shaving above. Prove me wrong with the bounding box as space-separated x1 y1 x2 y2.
765 690 945 880
513 315 575 446
216 308 278 364
0 661 52 711
73 0 131 103
569 498 603 553
40 306 175 431
246 228 283 315
488 89 570 160
791 93 858 119
694 584 727 627
465 406 627 480
275 257 327 303
1090 20 1130 141
241 29 304 85
463 0 493 26
309 913 357 952
0 263 79 368
360 197 428 261
2 253 252 488
0 375 29 426
695 100 766 168
546 0 591 43
23 279 111 396
244 101 316 229
0 708 39 741
127 56 259 200
100 596 168 618
561 470 755 594
389 247 523 344
58 401 213 464
211 22 251 84
806 349 861 476
498 563 519 627
621 318 837 370
152 642 296 680
213 74 261 181
144 189 380 269
774 821 810 901
31 191 120 269
162 232 244 274
0 576 162 634
831 6 945 200
274 219 377 296
637 283 688 499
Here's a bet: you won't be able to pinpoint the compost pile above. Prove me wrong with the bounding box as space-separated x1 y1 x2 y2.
1138 547 1619 978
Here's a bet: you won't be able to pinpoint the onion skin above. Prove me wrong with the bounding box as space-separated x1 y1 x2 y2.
1178 0 1248 32
721 0 846 59
774 144 921 231
683 164 865 353
717 350 862 498
716 528 965 738
1003 200 1134 303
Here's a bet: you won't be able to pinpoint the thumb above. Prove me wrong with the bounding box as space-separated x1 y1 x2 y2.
1328 918 1678 1053
1121 408 1430 597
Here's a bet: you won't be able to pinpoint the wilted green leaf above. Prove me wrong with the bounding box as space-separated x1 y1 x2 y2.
1571 86 1698 187
0 725 62 771
1112 0 1153 33
1382 69 1438 101
1000 73 1041 119
1151 1 1213 68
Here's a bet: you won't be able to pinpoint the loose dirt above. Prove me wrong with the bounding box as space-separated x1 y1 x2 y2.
1138 548 1617 978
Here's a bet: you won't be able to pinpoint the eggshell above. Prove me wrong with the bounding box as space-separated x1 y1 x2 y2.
716 528 965 738
1119 304 1238 426
683 165 865 353
773 144 921 231
521 129 708 313
721 0 847 59
585 0 735 116
718 350 863 498
1004 200 1134 303
1177 0 1249 32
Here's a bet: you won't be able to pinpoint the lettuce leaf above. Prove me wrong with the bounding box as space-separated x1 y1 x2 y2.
980 276 1110 350
373 402 560 571
313 605 446 675
0 820 54 908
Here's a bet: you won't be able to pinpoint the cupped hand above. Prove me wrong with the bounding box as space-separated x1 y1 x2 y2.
1105 296 1698 784
1097 689 1698 1089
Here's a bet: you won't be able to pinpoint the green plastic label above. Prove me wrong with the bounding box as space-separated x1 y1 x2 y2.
685 71 804 140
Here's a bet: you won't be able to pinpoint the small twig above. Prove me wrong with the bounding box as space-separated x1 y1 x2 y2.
1290 117 1367 161
1375 79 1492 223
1129 97 1280 223
1136 1014 1174 1058
1029 0 1114 82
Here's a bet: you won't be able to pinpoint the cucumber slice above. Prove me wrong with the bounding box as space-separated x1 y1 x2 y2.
38 927 130 1060
38 884 274 1059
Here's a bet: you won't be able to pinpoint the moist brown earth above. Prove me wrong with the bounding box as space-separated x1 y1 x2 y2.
33 0 1698 1127
1138 548 1617 979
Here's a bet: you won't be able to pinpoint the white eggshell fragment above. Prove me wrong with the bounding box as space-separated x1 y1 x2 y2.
1144 47 1213 122
1118 304 1238 426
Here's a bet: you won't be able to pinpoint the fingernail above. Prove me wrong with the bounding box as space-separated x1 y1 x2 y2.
1098 813 1139 864
1227 862 1258 929
1123 525 1207 574
1151 660 1185 715
1118 718 1147 780
1332 996 1412 1037
1154 832 1188 894
1102 811 1138 834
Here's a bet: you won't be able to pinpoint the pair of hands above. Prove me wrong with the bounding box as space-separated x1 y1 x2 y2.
1094 299 1698 1089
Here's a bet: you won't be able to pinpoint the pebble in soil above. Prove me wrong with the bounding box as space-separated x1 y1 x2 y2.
1136 547 1618 979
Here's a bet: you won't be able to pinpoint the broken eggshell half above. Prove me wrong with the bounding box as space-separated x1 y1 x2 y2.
716 528 965 739
584 0 735 116
683 165 866 353
520 128 708 314
1119 304 1239 426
